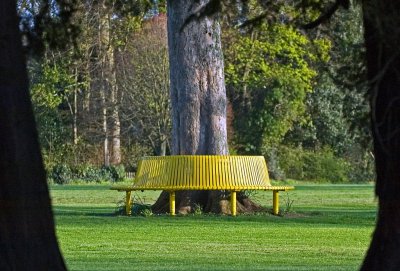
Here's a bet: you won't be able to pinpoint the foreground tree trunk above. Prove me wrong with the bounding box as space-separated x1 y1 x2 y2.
153 0 261 214
0 1 66 269
361 1 400 270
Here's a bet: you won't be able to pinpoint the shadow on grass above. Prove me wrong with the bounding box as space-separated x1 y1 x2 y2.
53 204 376 229
293 184 374 190
53 206 117 217
50 184 112 191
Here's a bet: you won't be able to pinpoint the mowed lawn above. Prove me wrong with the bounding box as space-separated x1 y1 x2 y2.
51 184 377 271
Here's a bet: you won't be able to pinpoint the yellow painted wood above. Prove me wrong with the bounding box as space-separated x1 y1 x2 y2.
130 155 293 191
110 155 294 216
169 191 176 216
126 191 132 216
231 191 237 216
273 190 279 215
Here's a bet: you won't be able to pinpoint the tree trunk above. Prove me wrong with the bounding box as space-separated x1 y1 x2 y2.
101 88 110 166
99 1 121 166
109 65 121 165
159 139 167 156
73 70 78 145
168 1 228 156
110 99 121 165
361 1 400 270
152 0 261 215
0 1 66 269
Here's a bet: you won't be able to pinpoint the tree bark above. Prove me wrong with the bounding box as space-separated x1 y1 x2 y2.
73 67 79 146
101 87 110 166
95 0 122 166
168 1 228 156
110 90 121 165
73 87 78 145
103 3 121 166
152 0 261 215
0 0 66 269
361 1 400 270
108 46 121 165
109 50 121 165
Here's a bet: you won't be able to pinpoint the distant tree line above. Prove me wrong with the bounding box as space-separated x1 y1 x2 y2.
23 1 371 183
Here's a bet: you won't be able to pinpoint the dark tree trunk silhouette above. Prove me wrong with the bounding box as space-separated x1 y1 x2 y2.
361 1 400 270
152 0 261 215
0 0 66 270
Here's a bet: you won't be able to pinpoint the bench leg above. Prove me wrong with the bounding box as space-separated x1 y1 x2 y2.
126 191 132 216
169 191 176 216
273 190 279 215
231 191 237 216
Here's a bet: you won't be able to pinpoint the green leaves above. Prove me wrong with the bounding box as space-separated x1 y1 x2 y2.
225 23 330 152
31 61 75 109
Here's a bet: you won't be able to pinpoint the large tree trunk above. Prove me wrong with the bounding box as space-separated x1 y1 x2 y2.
0 0 66 269
360 1 400 270
153 0 261 215
168 2 228 156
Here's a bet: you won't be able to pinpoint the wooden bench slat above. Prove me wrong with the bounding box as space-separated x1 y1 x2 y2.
111 155 294 216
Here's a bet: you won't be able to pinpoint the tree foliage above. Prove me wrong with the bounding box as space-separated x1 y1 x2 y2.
225 22 330 153
20 0 371 183
29 60 72 151
118 15 171 156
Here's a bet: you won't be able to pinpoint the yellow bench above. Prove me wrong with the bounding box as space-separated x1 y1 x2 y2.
111 155 294 216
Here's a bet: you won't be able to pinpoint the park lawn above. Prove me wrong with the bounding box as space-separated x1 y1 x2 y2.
51 184 377 271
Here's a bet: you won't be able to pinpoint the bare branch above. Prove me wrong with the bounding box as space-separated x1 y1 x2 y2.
180 0 222 32
302 0 350 30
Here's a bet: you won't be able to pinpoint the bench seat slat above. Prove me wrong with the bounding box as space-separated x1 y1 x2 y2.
111 156 295 216
111 185 294 192
112 155 295 191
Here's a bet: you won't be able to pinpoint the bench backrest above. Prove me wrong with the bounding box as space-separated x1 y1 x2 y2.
133 155 271 190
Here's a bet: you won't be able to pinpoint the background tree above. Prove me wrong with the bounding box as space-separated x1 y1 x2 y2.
26 0 152 169
282 4 373 183
84 0 123 166
224 23 330 153
29 50 87 167
118 14 171 156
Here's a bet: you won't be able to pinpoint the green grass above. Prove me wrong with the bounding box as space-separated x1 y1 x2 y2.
51 184 377 271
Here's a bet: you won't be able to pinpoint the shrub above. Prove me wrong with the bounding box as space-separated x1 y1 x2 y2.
278 146 350 183
140 208 153 217
276 146 304 180
302 149 350 183
193 204 203 215
103 165 126 182
347 161 375 183
131 203 153 216
49 164 126 184
50 164 72 184
73 164 112 183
